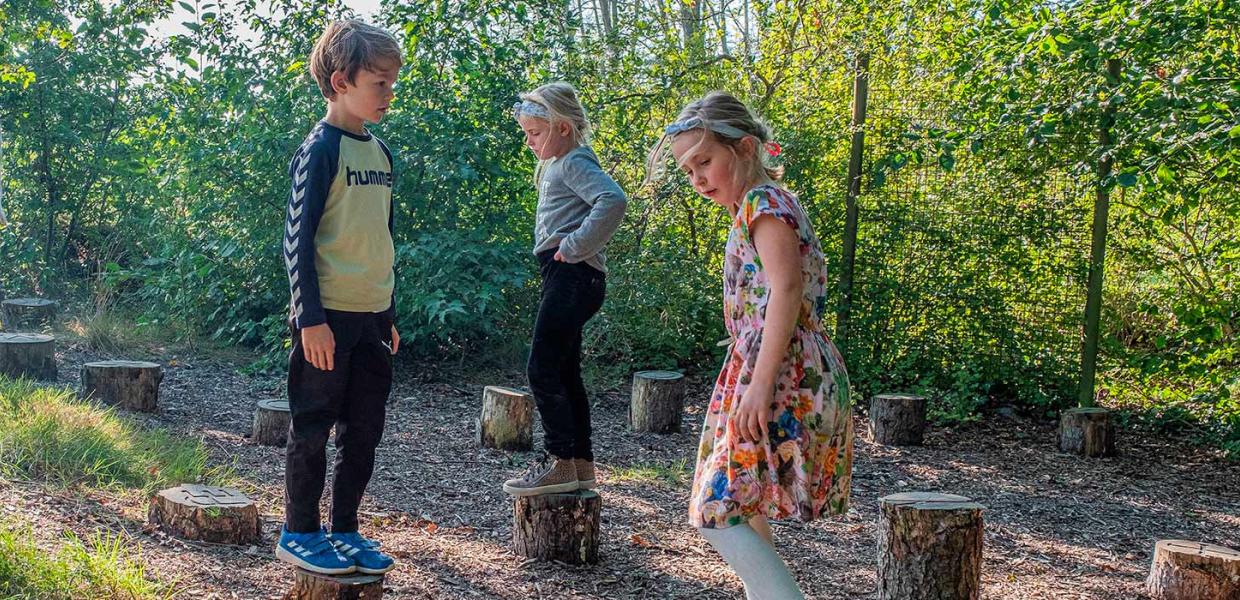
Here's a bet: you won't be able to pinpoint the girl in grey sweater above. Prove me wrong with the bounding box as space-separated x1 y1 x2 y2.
503 82 627 497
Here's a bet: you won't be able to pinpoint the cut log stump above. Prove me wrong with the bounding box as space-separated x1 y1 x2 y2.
869 393 927 446
476 386 533 451
253 398 291 446
877 492 984 600
285 569 385 600
512 490 600 565
629 370 685 433
0 298 58 330
1058 407 1116 457
80 360 162 412
0 333 56 381
1146 539 1240 600
148 484 260 544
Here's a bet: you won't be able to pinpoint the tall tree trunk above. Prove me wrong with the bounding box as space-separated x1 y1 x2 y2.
743 0 752 56
680 0 702 53
597 0 613 35
0 123 8 228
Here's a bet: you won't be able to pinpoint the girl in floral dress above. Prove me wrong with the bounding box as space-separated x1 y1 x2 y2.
647 92 853 599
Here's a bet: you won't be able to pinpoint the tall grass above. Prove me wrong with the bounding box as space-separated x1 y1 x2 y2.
0 376 227 493
0 524 172 599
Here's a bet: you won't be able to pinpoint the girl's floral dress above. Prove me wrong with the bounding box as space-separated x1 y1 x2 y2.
689 184 854 529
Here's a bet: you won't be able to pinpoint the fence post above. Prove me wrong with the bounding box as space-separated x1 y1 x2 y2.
1078 58 1122 408
836 51 869 353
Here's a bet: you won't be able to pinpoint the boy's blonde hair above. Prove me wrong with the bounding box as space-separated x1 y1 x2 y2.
309 20 402 100
646 91 783 189
517 82 592 146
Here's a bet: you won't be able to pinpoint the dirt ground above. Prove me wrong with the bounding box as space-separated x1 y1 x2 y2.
1 338 1237 599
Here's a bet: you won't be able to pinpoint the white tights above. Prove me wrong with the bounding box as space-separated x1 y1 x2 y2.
697 517 806 600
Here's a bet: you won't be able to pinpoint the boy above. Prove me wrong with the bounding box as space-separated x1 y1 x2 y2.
276 19 402 576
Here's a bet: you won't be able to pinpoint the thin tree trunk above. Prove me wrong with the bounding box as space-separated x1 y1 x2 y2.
61 85 123 262
680 0 702 52
0 123 7 228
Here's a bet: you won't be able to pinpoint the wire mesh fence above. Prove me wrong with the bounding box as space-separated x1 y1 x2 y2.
839 56 1094 410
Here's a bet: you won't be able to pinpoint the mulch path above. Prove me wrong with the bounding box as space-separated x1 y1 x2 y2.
0 336 1236 599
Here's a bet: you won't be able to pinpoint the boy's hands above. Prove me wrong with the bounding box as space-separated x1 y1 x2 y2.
301 323 336 371
389 324 400 355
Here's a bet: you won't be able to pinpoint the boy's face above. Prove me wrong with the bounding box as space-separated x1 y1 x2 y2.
518 115 574 160
331 59 400 124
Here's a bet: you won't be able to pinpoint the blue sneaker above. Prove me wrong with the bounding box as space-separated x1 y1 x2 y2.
276 527 355 575
326 531 395 574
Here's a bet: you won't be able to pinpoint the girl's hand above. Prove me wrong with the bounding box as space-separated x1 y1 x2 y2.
390 324 400 355
733 380 774 444
554 249 566 262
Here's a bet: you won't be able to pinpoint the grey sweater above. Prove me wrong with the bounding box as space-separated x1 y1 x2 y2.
533 146 627 274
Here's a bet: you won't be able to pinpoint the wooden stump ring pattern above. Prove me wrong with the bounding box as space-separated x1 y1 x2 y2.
147 484 260 544
1146 539 1240 600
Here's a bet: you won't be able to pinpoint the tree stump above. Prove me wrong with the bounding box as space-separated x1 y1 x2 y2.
147 484 260 544
0 333 56 381
1058 407 1116 457
0 298 58 330
629 370 685 433
80 360 162 412
476 386 533 451
877 492 985 600
869 393 928 446
253 398 291 446
512 490 601 565
1146 539 1240 600
285 569 385 600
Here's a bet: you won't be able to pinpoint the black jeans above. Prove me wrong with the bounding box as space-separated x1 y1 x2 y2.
528 249 606 461
284 309 392 533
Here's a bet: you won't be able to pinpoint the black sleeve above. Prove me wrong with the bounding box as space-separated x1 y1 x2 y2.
284 139 337 328
377 137 397 317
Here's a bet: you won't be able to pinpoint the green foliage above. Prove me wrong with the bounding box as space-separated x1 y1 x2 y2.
0 376 227 493
393 230 533 359
0 0 1235 452
0 524 171 600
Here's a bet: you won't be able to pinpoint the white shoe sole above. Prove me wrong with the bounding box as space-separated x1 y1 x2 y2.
578 478 597 490
502 480 580 496
356 562 396 575
276 545 357 575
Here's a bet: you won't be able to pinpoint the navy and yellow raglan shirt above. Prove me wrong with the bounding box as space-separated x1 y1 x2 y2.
284 121 395 329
